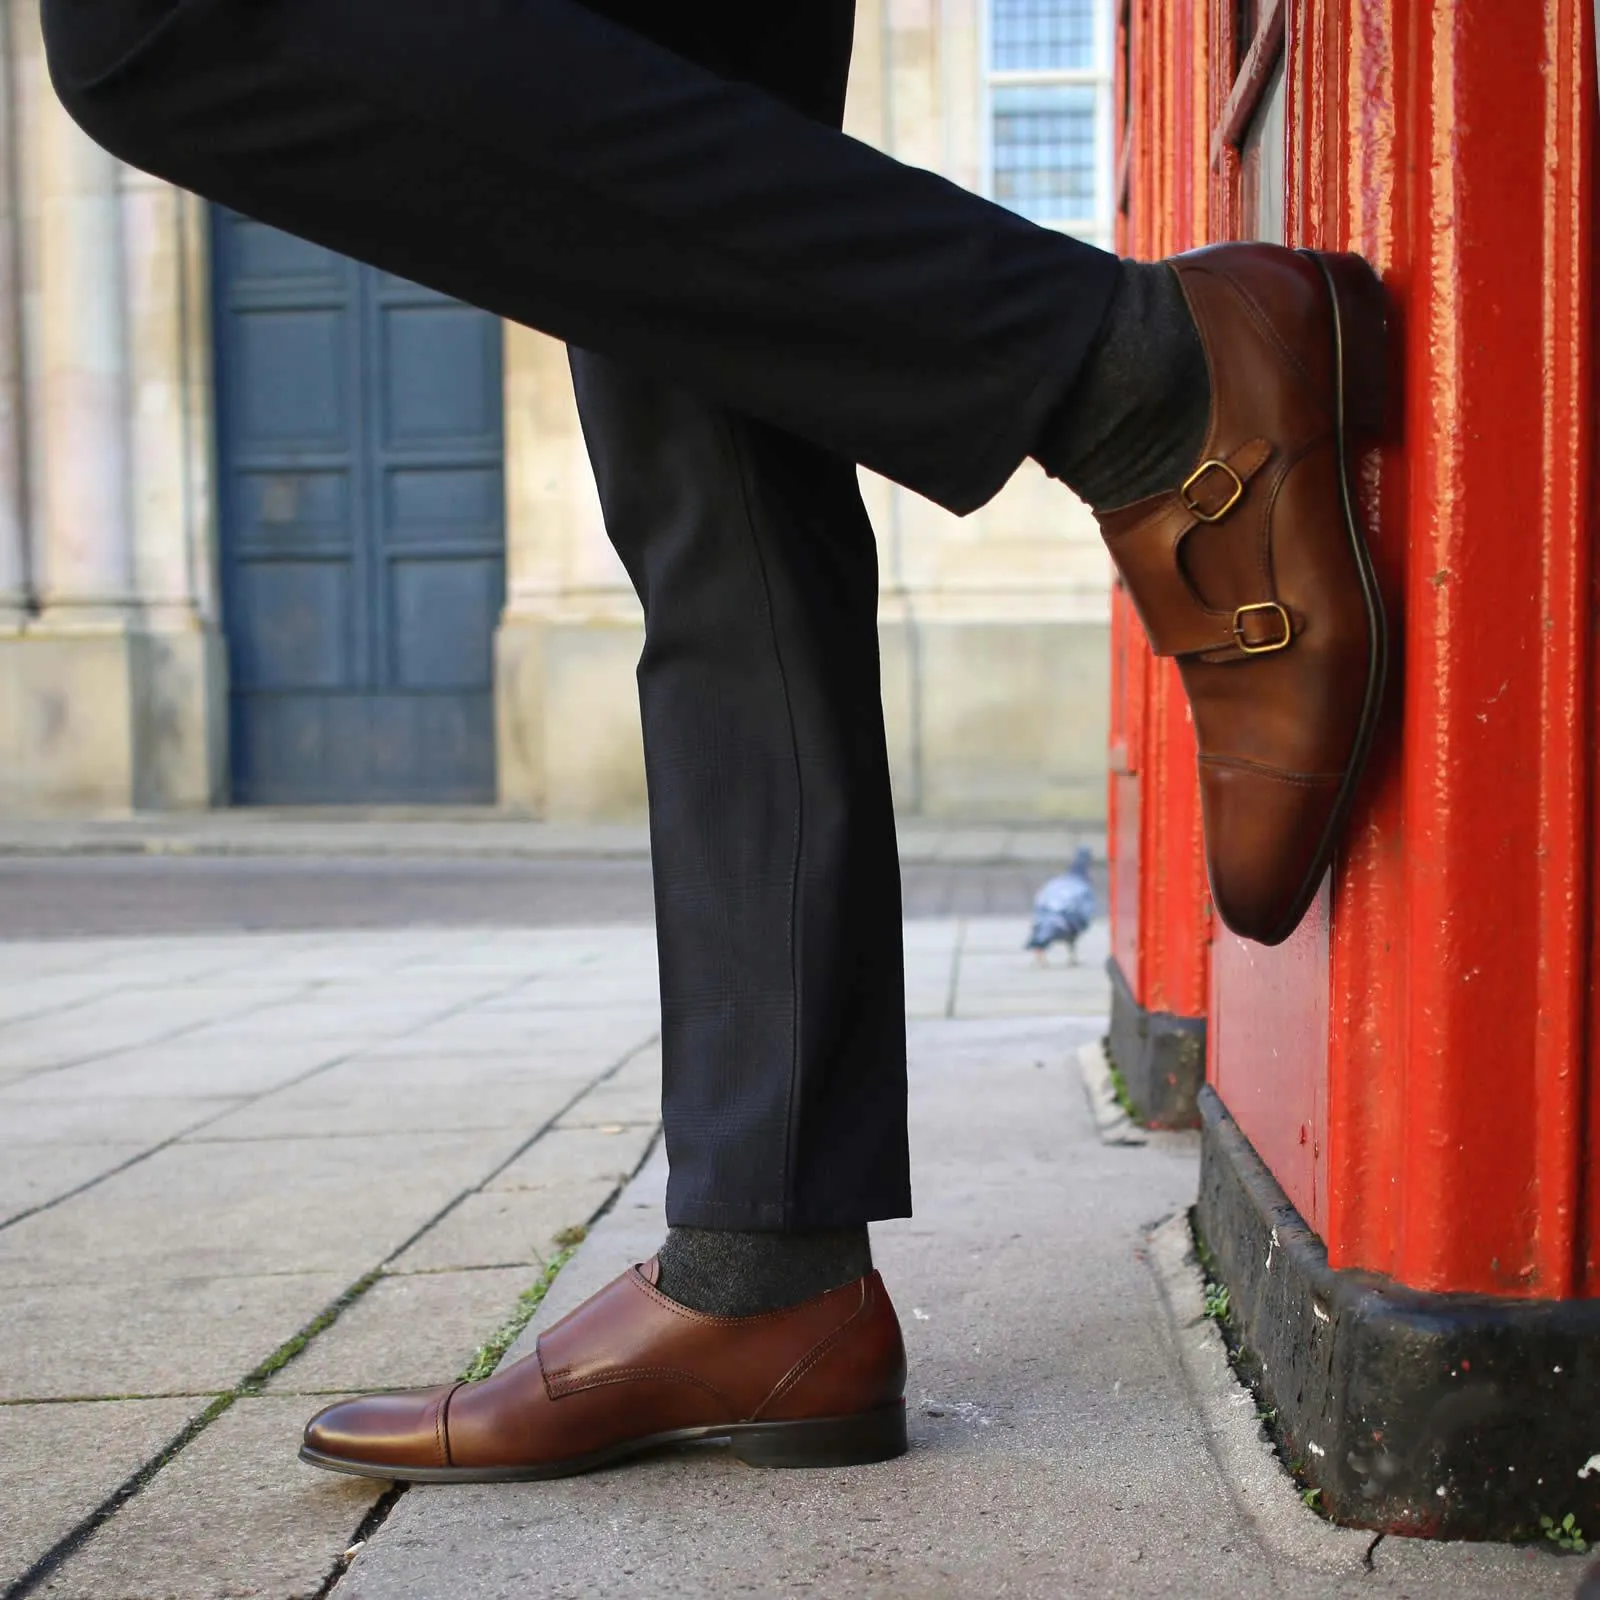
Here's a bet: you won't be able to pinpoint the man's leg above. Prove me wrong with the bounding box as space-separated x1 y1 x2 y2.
564 2 907 1303
573 355 909 1256
294 4 916 1479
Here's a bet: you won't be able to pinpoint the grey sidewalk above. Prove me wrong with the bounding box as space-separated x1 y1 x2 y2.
1 911 1581 1600
335 1028 1574 1600
1 917 1110 1599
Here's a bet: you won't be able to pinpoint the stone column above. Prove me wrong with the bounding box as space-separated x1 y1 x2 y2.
0 64 140 813
123 168 203 624
118 168 225 807
0 4 28 630
495 324 646 819
35 76 132 621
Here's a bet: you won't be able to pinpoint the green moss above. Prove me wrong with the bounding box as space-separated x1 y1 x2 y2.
1102 1041 1141 1121
240 1269 384 1394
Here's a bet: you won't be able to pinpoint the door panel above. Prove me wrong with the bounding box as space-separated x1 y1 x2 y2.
213 211 506 804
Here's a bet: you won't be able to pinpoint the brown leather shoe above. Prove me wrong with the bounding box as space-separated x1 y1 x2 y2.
299 1260 907 1481
1097 244 1392 945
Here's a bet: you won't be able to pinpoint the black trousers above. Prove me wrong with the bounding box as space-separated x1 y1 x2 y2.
44 0 1121 1228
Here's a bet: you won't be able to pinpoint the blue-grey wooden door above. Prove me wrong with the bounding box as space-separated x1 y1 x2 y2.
212 211 505 804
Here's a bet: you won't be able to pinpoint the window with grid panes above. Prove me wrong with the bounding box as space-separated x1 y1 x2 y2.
987 0 1113 248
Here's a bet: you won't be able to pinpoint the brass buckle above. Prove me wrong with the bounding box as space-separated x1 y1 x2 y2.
1233 601 1293 655
1180 459 1245 522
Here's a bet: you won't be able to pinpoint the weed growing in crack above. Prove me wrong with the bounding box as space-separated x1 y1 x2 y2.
1202 1281 1231 1323
1541 1513 1589 1553
243 1269 384 1393
1103 1049 1140 1121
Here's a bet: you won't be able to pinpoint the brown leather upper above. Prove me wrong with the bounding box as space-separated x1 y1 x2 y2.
304 1261 906 1473
1096 243 1388 944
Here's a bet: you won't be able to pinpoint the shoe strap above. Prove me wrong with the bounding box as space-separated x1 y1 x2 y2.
1099 438 1296 662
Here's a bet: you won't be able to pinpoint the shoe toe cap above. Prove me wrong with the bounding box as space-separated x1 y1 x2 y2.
1200 760 1343 944
302 1385 458 1472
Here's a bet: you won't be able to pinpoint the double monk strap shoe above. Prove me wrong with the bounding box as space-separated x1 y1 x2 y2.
1096 243 1393 946
299 1260 908 1481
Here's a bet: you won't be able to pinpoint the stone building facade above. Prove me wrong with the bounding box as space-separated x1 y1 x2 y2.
0 0 1113 820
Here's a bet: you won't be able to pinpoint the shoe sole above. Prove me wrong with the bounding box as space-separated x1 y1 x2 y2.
297 1399 909 1482
1252 250 1393 948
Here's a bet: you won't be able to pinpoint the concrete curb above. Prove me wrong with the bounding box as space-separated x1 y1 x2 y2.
1145 1214 1579 1592
1075 1038 1148 1146
0 819 1108 867
1146 1214 1367 1574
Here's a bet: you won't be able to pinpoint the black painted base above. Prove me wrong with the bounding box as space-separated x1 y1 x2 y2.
1197 1084 1600 1541
1106 958 1205 1129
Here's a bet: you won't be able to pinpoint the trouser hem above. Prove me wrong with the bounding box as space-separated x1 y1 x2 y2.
921 245 1124 515
664 1195 914 1231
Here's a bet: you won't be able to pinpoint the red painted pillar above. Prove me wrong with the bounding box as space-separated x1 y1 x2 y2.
1212 0 1598 1299
1123 0 1600 1539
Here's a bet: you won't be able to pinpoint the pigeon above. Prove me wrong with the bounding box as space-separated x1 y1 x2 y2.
1026 846 1099 966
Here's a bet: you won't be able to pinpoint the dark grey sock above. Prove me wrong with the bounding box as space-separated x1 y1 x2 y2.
1034 260 1212 513
655 1226 873 1317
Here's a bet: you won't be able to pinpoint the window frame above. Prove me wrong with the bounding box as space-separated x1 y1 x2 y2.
981 0 1117 250
1213 0 1284 163
1211 0 1286 241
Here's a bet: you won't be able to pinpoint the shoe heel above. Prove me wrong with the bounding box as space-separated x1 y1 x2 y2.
1306 250 1395 442
729 1403 908 1470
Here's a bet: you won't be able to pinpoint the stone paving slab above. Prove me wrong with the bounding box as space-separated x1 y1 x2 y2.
10 1037 360 1101
0 1131 515 1288
173 1009 444 1050
0 1398 205 1591
951 924 1111 1020
0 1144 153 1217
262 1268 537 1393
0 921 682 1599
0 995 310 1077
486 1123 661 1196
188 1064 600 1142
36 1397 380 1600
382 1007 661 1053
386 1182 621 1274
552 1080 665 1130
0 974 135 1028
0 1095 241 1148
458 979 664 1016
904 979 957 1019
4 1273 349 1400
